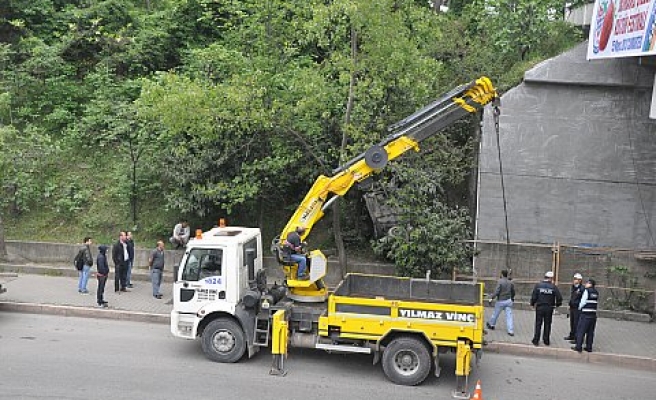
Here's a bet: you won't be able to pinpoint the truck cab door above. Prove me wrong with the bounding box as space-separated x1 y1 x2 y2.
173 247 226 314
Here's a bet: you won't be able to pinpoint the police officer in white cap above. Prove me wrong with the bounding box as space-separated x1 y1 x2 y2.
572 278 599 353
530 271 563 346
564 272 584 342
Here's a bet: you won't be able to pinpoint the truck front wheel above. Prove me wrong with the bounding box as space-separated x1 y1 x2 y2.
201 318 246 363
382 337 431 386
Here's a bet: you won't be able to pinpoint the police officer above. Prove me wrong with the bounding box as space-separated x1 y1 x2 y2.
530 271 562 346
564 272 585 342
572 279 599 353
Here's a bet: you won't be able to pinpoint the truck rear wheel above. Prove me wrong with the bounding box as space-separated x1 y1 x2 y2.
201 318 246 363
382 337 431 386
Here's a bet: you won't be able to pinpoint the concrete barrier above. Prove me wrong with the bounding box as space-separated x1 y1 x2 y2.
6 240 178 268
4 240 396 286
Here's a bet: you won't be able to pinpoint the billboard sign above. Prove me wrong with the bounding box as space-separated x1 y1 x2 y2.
587 0 656 59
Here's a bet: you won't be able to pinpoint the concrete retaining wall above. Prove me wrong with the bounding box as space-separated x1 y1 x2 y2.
4 240 395 286
474 42 656 317
478 41 656 248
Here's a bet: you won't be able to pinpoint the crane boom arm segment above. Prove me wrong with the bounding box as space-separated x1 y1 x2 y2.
278 76 497 244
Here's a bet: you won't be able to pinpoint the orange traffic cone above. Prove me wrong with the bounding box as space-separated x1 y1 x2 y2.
470 380 483 400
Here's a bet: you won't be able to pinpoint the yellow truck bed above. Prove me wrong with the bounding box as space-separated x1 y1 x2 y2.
318 274 484 349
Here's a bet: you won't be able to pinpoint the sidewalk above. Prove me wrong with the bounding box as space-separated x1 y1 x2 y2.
1 267 655 372
0 271 172 323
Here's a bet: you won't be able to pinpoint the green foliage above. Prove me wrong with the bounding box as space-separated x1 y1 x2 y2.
463 0 563 60
373 202 474 277
371 134 476 277
0 125 59 215
0 0 585 254
605 265 651 314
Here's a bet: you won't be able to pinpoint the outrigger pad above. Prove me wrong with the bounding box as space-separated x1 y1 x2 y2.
269 355 287 377
451 375 470 400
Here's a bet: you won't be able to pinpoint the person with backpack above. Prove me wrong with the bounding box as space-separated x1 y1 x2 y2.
96 245 110 308
75 237 93 294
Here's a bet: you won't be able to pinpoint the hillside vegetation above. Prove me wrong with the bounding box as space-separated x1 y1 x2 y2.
0 0 583 275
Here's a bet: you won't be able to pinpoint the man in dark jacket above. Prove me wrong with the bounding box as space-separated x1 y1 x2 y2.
112 231 129 293
149 240 166 299
126 231 135 288
96 245 110 308
530 271 563 346
564 272 584 342
486 269 515 336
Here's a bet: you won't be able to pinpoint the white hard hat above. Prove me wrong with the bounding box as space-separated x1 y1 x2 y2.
545 271 554 278
574 273 583 280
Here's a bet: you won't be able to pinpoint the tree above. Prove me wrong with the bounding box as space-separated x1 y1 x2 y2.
0 0 584 256
372 147 476 278
73 69 158 225
462 0 581 62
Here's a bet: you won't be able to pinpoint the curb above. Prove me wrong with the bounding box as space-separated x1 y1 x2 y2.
0 301 170 325
485 341 656 373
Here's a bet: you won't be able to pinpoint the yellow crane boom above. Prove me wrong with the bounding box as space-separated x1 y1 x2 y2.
273 77 497 298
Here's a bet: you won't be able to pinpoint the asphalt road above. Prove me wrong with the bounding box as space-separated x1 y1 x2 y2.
1 312 654 400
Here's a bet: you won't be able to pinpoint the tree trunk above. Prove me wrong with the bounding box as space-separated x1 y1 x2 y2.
128 137 141 226
131 158 137 224
0 214 8 261
332 26 359 277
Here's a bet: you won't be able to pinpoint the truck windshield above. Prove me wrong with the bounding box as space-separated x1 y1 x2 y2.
181 248 223 281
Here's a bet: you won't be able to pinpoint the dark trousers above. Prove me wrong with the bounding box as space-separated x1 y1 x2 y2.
114 262 127 291
533 307 554 344
97 275 107 305
568 307 581 338
575 313 597 351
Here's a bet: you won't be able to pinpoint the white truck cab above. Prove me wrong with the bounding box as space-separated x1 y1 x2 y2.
170 226 265 360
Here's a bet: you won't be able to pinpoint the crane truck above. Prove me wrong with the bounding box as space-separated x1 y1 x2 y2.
170 77 498 395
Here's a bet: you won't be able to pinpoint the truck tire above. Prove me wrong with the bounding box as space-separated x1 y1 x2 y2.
381 337 431 386
201 318 246 363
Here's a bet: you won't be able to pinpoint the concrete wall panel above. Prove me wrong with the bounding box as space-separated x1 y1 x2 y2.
478 43 656 249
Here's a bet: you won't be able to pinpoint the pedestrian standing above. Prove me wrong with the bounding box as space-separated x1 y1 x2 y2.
126 231 135 288
572 279 599 353
96 245 110 308
149 240 165 299
77 237 93 294
564 272 585 342
112 231 129 293
530 271 563 346
486 269 515 336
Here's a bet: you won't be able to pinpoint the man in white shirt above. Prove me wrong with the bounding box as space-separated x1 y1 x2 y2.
169 220 190 249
